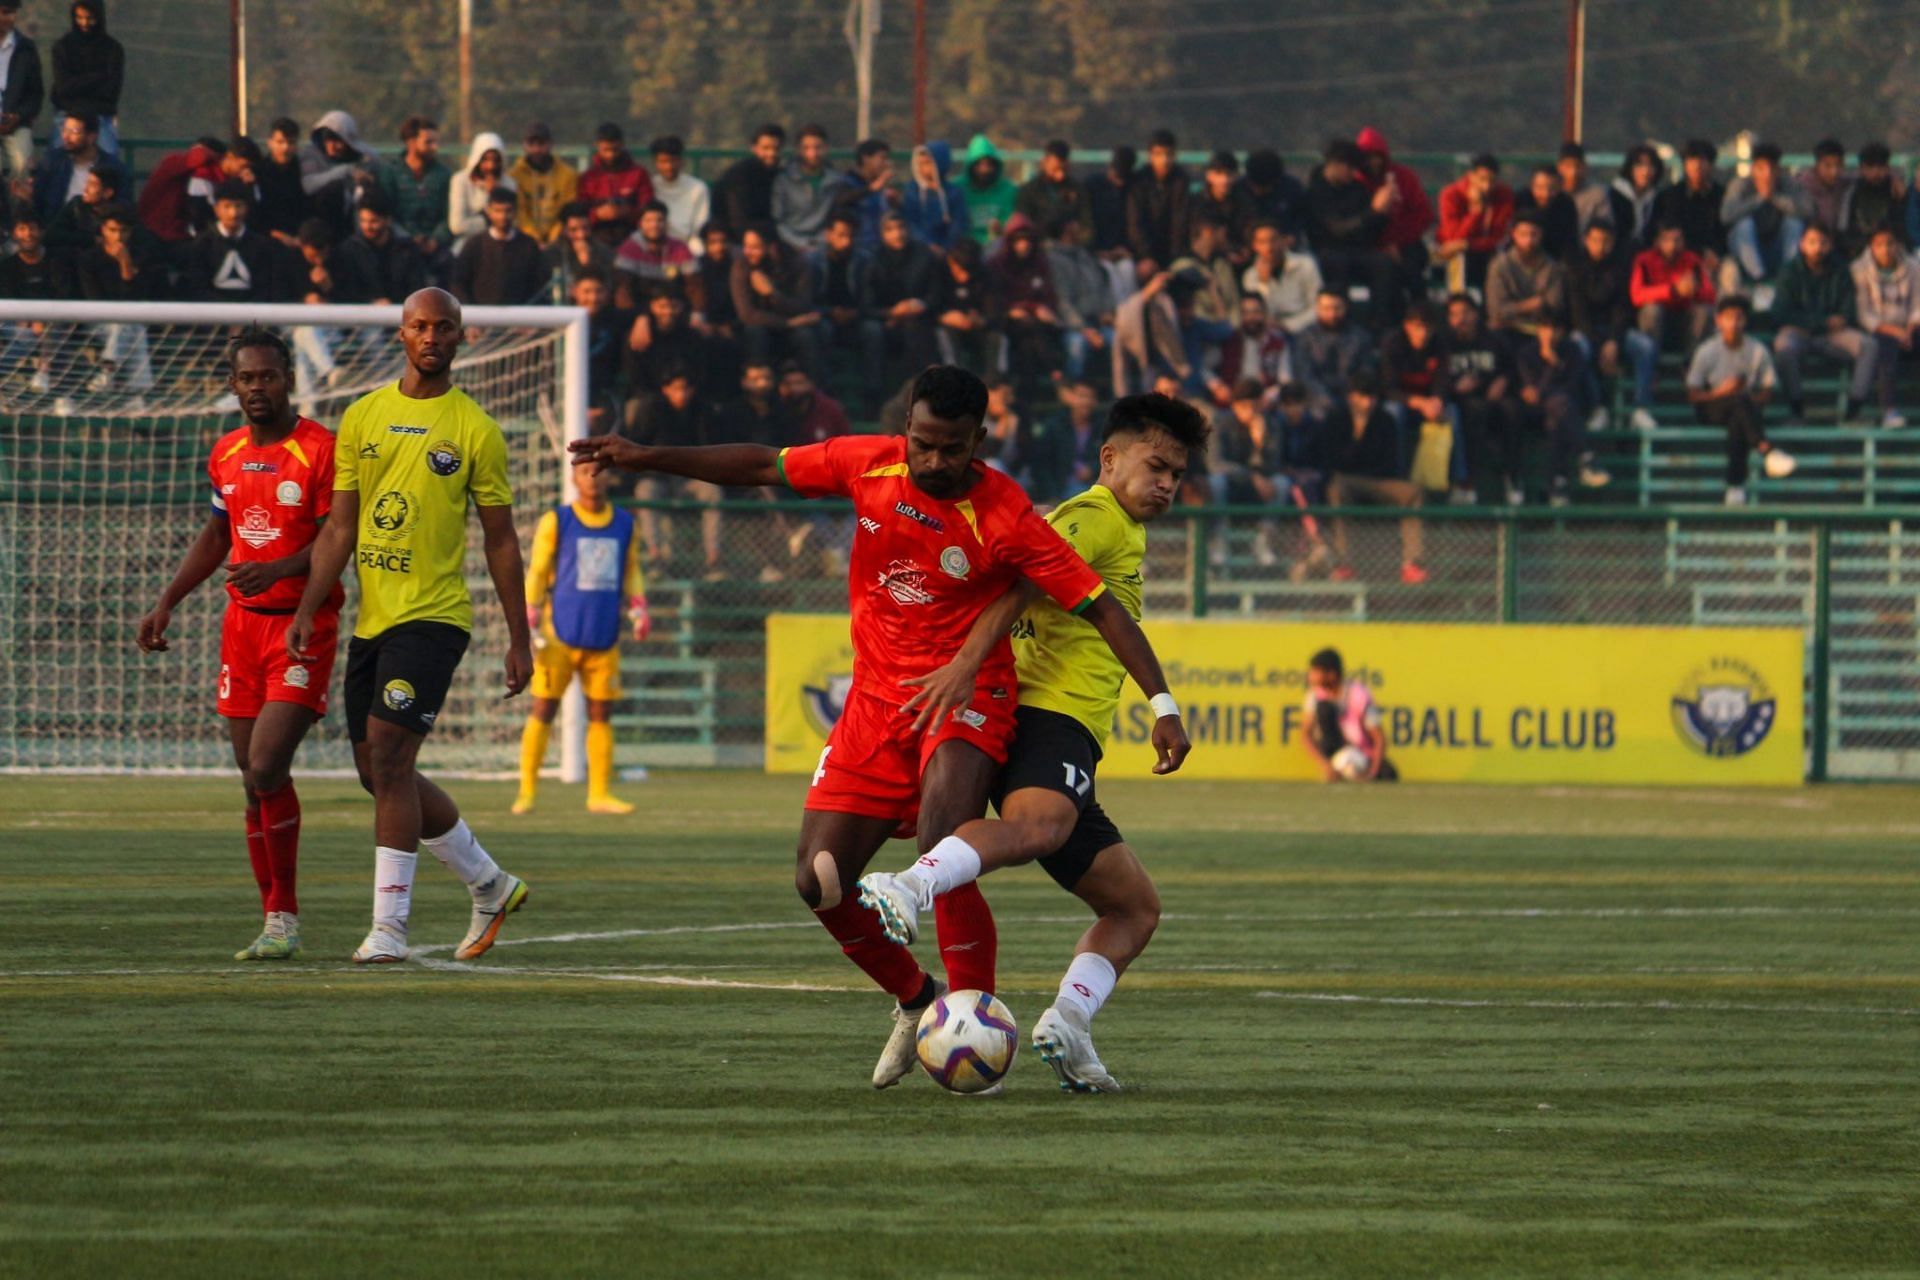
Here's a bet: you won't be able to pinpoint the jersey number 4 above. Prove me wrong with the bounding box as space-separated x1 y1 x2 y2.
1061 762 1091 796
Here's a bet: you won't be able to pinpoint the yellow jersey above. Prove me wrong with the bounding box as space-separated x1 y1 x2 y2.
333 382 513 639
1012 484 1145 749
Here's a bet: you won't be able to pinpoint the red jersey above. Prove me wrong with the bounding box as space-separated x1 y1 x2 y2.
207 417 343 614
777 435 1105 694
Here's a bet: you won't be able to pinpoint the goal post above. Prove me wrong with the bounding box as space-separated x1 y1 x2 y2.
0 299 589 776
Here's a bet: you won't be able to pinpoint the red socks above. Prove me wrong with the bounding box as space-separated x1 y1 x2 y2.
256 783 301 916
244 807 271 912
933 882 998 994
814 897 928 1003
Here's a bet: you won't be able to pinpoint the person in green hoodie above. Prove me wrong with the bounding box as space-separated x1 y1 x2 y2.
1771 223 1878 422
962 133 1017 247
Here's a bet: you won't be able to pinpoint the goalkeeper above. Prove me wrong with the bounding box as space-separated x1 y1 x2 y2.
513 455 650 815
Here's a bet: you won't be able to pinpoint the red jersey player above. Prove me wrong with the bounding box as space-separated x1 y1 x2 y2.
138 328 343 962
571 364 1189 1088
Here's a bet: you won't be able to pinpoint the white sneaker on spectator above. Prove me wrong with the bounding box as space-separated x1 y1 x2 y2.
1252 529 1277 567
29 369 50 394
1505 486 1525 506
1882 410 1908 430
1549 478 1570 509
52 396 76 416
1763 448 1797 479
1207 532 1228 569
1630 408 1658 431
1585 406 1609 432
1724 485 1748 507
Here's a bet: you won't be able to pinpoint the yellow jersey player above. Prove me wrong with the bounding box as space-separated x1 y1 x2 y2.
513 456 650 815
289 288 535 965
858 392 1207 1092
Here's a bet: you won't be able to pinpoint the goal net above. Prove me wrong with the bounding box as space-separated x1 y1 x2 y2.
0 301 586 774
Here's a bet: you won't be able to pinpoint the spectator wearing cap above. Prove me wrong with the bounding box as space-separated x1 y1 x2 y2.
49 0 119 156
1566 219 1658 431
1240 148 1307 245
452 184 547 306
1323 373 1427 585
615 198 697 300
1687 295 1796 505
1305 140 1394 318
1294 288 1375 413
0 0 45 185
715 122 784 236
773 123 838 253
1838 142 1903 261
300 109 379 240
333 191 426 305
1799 138 1852 234
1126 129 1189 278
184 180 288 303
1195 150 1255 263
1241 218 1322 335
1631 219 1716 351
647 134 711 255
509 122 577 246
1556 142 1615 235
448 130 514 251
255 118 307 246
1047 214 1114 383
1435 153 1513 294
1515 309 1607 505
1355 126 1434 317
1653 139 1726 270
377 114 453 274
579 122 652 247
1015 139 1090 243
859 210 939 411
1720 142 1809 295
1772 222 1879 424
37 110 119 224
1852 225 1920 430
1609 144 1665 250
901 140 968 251
961 132 1017 245
1485 211 1568 340
1514 163 1578 260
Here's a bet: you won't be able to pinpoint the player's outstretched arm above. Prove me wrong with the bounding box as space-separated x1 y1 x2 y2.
1081 592 1191 775
567 437 782 488
476 502 533 698
288 489 357 661
901 581 1039 732
137 513 232 652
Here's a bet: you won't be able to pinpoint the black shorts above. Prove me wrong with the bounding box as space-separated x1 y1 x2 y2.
344 621 470 742
992 706 1125 891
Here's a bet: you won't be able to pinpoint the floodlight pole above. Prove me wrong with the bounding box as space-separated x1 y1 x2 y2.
1562 0 1586 143
458 0 475 145
229 0 247 137
912 0 927 144
846 0 880 140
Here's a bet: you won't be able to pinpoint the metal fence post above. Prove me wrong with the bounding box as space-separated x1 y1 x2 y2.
1809 520 1832 782
1189 514 1209 618
1500 514 1520 623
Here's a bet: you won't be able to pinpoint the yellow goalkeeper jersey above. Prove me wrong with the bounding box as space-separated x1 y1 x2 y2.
333 382 513 639
1011 484 1145 750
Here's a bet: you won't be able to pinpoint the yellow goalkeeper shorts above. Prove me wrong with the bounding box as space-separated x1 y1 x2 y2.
531 637 622 702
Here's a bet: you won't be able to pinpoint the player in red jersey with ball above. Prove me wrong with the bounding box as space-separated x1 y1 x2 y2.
138 327 343 962
571 365 1190 1087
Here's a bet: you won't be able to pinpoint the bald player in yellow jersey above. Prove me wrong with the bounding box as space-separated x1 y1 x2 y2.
857 392 1208 1092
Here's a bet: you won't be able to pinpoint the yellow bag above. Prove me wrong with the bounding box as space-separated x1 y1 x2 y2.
1410 419 1454 493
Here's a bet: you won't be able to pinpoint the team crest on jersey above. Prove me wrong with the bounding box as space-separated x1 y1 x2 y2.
878 559 935 606
235 506 281 549
939 546 970 579
283 665 310 690
383 679 416 711
425 440 463 477
1672 658 1777 757
369 491 417 540
275 480 302 506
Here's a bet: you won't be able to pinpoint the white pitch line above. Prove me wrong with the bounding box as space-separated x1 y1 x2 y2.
1256 991 1920 1018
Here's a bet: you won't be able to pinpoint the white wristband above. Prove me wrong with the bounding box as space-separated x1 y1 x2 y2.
1149 692 1180 720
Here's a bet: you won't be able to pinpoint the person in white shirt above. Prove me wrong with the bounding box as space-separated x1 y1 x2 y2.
1240 220 1322 335
648 134 711 256
1686 295 1796 505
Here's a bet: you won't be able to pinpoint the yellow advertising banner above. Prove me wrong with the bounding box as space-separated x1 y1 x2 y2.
764 615 1805 785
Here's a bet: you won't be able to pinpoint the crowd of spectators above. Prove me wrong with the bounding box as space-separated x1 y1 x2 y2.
4 31 1920 568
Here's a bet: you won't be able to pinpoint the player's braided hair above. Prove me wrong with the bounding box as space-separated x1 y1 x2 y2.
1104 392 1211 451
224 324 293 376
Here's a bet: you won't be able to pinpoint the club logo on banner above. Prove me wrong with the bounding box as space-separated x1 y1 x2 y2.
764 616 1806 785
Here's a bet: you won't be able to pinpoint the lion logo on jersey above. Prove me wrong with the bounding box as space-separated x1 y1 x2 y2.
235 506 281 549
369 491 416 540
878 559 935 606
1672 658 1777 757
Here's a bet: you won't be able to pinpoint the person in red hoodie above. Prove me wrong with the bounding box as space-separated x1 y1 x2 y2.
1435 153 1514 294
1355 126 1434 321
1629 219 1715 351
577 121 652 248
135 136 249 244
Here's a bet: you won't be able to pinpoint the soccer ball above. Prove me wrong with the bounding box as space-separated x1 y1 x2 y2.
1331 746 1371 780
915 989 1018 1093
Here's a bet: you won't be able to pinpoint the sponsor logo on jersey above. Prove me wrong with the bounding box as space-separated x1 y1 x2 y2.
858 517 882 535
368 490 417 541
241 461 278 473
878 559 935 606
894 502 944 533
283 665 310 690
275 480 302 506
939 546 970 579
1672 658 1776 757
222 483 237 494
382 678 416 711
989 686 1009 700
359 441 381 459
235 506 282 549
387 424 429 435
425 440 463 477
419 709 438 726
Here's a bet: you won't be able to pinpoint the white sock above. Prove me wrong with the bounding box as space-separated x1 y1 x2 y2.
1054 953 1118 1025
897 835 984 908
420 819 503 895
373 847 417 933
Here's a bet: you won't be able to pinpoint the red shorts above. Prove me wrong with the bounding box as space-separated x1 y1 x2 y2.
805 679 1018 829
218 605 337 719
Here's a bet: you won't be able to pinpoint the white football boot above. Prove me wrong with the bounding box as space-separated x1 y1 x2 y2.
350 923 410 965
1031 1005 1121 1094
855 871 922 946
454 875 529 961
873 979 944 1088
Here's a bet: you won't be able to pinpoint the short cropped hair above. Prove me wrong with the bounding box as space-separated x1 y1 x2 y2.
908 364 989 426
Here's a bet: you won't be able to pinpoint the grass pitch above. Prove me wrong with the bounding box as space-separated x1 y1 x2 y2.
3 773 1916 1278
